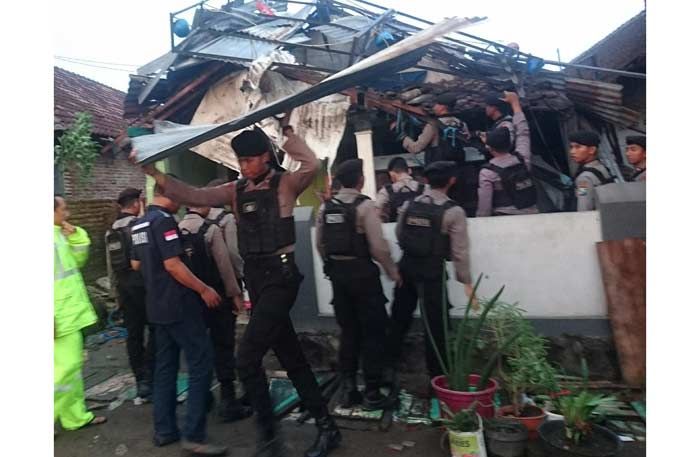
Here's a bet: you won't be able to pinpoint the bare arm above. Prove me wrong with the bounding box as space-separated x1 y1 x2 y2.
281 131 320 197
208 226 241 298
402 123 438 154
149 170 236 208
359 201 399 281
130 260 141 271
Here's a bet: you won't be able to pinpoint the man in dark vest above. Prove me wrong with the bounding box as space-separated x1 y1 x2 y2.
107 188 154 400
569 130 614 211
484 93 514 145
375 157 426 223
478 91 538 217
135 124 341 457
386 161 474 390
316 159 401 409
178 205 253 423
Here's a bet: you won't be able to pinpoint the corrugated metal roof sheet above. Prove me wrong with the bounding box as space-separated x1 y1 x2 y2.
241 5 315 40
189 35 280 61
311 15 371 41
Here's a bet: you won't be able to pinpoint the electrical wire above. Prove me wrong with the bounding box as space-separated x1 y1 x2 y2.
54 55 141 67
54 57 135 73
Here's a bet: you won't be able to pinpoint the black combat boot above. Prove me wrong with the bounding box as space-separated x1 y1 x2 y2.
219 382 254 422
361 378 394 410
304 415 341 457
337 375 362 408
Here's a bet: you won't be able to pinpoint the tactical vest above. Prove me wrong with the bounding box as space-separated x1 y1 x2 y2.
398 196 455 266
575 163 615 186
321 195 371 258
385 182 425 223
236 171 295 257
106 221 135 273
631 168 646 181
493 115 515 153
180 219 224 293
483 160 538 209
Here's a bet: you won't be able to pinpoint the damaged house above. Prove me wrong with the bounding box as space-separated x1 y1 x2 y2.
119 0 645 372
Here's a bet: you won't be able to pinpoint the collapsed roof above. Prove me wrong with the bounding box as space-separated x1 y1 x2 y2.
124 0 645 159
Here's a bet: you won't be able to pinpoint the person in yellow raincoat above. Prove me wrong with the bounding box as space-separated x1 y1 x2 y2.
54 195 106 431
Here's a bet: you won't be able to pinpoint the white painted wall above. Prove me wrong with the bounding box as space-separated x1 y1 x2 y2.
311 211 607 319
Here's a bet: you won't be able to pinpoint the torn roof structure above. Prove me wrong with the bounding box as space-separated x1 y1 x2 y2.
122 0 646 178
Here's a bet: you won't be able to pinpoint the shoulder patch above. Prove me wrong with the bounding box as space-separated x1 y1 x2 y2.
163 229 179 241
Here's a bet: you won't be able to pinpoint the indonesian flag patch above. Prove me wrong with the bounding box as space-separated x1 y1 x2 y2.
164 229 179 241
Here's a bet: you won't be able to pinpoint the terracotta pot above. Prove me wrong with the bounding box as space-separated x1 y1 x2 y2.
497 405 547 440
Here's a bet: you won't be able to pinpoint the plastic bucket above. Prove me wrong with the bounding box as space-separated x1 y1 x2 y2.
432 375 499 418
497 405 547 440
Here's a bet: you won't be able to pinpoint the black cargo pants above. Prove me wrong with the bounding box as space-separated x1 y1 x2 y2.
386 261 451 380
116 277 155 383
327 258 388 387
236 253 327 434
205 297 237 385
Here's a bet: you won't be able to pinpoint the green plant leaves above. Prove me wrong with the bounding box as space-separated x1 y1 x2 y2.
54 112 99 185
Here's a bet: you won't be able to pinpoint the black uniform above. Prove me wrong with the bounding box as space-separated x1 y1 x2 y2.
131 205 213 445
317 181 397 407
107 213 154 394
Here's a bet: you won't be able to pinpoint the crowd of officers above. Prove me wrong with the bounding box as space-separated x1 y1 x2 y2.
56 92 646 457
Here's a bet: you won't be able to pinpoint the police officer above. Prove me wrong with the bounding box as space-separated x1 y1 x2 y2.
625 135 646 181
375 157 427 223
107 188 154 399
386 161 474 387
569 130 614 211
206 178 246 284
399 93 470 165
130 182 226 456
136 124 341 457
179 205 253 423
477 92 538 216
484 93 514 145
316 159 401 409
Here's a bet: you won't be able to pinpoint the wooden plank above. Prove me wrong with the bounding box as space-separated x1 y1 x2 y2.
596 238 646 387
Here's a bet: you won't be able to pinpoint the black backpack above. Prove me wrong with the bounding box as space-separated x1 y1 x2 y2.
180 221 223 291
483 158 538 209
576 166 615 186
385 182 425 223
399 196 455 259
322 195 370 258
210 209 231 226
106 226 133 273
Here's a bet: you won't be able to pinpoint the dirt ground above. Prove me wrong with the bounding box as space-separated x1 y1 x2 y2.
54 337 646 457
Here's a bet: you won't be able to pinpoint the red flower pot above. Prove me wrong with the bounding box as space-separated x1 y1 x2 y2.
497 404 547 440
431 374 499 418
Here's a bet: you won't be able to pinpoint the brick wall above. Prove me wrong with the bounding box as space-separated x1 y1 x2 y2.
66 199 119 282
64 151 146 201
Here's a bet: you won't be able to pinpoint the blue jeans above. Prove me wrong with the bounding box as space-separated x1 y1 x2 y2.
152 302 213 444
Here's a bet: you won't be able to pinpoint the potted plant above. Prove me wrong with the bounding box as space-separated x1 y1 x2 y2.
485 302 559 439
440 403 487 457
538 360 621 457
422 272 521 419
484 418 529 457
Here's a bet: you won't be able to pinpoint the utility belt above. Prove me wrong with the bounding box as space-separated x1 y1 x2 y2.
244 250 295 267
325 256 378 279
399 254 445 281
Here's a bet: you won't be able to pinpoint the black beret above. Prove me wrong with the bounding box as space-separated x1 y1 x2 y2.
486 127 512 152
231 127 271 157
435 92 458 108
117 187 141 205
334 159 363 180
424 160 456 176
569 130 600 147
485 93 509 112
626 135 646 149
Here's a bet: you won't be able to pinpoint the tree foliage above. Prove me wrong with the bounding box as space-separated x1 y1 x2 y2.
55 112 99 184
